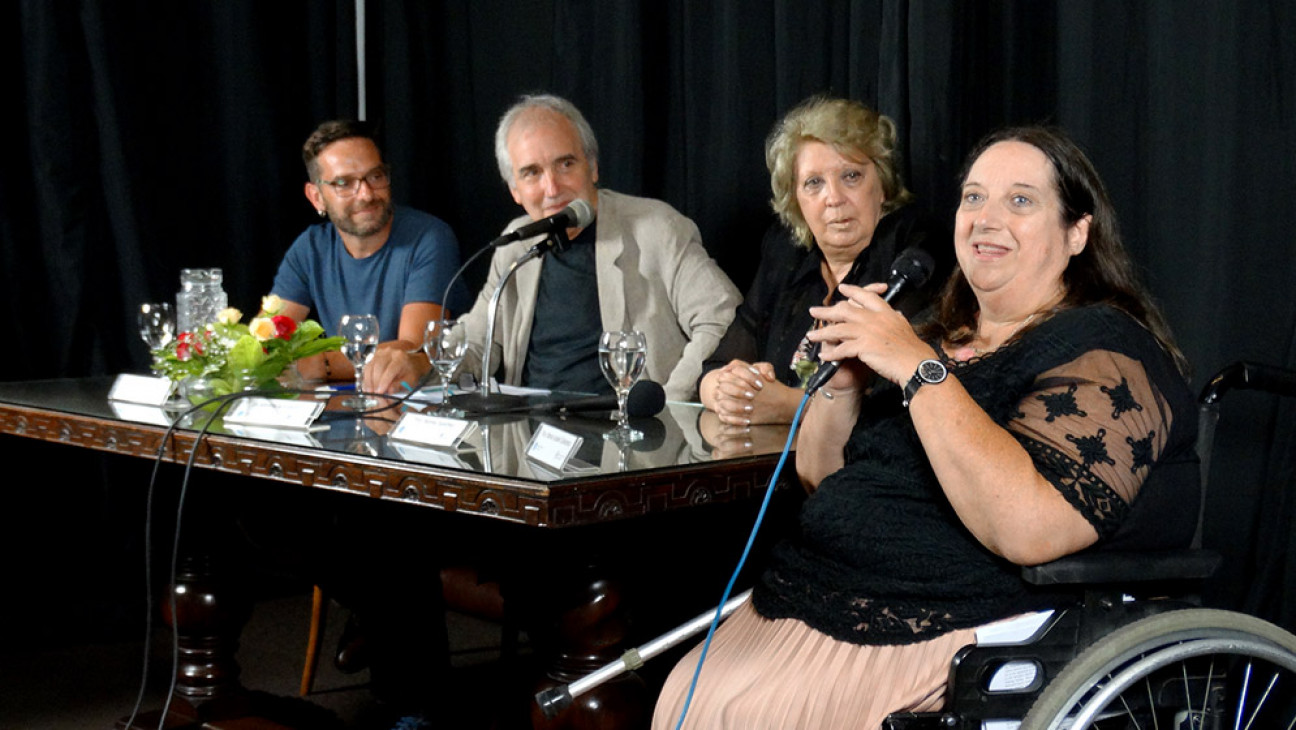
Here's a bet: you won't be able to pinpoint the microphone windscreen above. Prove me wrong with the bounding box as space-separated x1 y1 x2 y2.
626 380 666 418
890 247 936 290
567 198 596 228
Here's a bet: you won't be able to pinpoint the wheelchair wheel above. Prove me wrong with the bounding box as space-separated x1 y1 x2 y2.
1020 608 1296 730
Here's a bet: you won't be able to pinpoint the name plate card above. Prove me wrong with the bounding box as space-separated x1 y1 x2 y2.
109 401 175 427
223 424 325 448
525 422 588 472
109 374 175 406
389 412 479 451
223 397 326 431
388 440 473 469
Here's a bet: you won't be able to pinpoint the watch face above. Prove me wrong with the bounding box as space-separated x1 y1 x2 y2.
918 359 948 384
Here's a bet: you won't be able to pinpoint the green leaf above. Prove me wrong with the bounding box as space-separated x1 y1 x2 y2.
295 319 326 341
293 335 345 360
226 335 268 373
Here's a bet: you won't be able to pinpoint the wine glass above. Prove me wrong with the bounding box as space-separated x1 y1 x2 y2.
338 314 380 410
598 330 648 443
423 319 468 398
138 303 176 350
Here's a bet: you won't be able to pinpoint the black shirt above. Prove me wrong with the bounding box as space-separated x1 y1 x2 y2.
701 204 952 390
523 224 612 395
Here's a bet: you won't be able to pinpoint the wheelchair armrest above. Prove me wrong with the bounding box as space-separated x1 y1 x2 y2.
1021 549 1221 586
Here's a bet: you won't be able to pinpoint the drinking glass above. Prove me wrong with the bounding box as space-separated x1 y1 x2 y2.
138 302 176 350
598 330 648 443
339 314 380 409
423 319 468 397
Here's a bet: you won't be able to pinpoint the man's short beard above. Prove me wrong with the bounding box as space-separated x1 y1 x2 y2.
331 199 395 238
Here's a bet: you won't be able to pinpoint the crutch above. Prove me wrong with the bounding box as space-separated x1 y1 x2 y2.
535 589 752 718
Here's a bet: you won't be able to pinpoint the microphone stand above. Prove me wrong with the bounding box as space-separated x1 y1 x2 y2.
448 230 565 414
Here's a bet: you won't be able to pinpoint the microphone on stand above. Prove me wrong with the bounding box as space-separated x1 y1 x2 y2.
447 199 598 413
491 199 596 249
804 247 936 394
436 199 596 323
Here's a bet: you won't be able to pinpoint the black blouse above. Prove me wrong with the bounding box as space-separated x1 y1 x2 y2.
751 305 1200 645
701 204 951 391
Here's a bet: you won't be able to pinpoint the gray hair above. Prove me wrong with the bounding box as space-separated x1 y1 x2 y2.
493 94 600 187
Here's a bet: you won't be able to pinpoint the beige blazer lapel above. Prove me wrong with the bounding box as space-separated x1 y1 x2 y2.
594 194 627 332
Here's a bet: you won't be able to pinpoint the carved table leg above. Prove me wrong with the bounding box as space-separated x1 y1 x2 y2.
117 552 252 729
118 553 340 730
528 573 650 730
163 554 251 703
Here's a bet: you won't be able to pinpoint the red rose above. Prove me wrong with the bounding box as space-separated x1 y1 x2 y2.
178 330 206 354
272 315 297 340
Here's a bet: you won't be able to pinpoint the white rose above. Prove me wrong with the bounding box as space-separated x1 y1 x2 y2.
216 307 243 325
261 294 285 315
248 317 277 341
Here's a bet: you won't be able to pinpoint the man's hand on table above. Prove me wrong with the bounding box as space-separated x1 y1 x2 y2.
364 345 431 395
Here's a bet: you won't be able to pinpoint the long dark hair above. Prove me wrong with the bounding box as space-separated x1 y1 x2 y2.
925 126 1188 375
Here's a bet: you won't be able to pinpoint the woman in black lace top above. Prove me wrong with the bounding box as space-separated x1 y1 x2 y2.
653 127 1197 729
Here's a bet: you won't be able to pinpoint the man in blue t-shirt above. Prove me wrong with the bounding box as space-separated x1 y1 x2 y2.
271 119 463 392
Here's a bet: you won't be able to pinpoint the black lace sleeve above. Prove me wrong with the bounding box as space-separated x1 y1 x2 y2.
1007 349 1175 538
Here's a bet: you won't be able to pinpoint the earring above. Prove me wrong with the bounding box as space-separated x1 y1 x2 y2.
317 209 327 218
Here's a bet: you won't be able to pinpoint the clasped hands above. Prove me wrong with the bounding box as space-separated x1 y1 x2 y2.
703 359 802 426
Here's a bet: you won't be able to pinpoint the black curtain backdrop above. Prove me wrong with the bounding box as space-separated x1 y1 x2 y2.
5 1 1295 632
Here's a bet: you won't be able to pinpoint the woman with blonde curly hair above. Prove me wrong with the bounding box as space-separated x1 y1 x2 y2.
699 96 948 426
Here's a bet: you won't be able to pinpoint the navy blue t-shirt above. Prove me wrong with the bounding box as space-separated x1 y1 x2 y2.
523 224 610 395
272 206 465 341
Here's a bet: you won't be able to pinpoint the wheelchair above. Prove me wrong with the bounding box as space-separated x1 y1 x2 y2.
884 360 1296 729
536 362 1296 727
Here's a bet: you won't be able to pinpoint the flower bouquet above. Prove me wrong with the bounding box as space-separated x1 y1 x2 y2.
150 295 343 405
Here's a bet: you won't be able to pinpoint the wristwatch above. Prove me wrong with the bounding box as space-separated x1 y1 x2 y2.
902 358 948 408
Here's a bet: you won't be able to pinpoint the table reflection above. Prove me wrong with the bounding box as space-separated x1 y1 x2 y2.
22 377 793 484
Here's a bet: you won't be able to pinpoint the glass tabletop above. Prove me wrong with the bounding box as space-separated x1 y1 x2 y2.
0 376 792 484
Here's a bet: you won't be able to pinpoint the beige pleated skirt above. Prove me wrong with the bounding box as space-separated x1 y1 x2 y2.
651 601 978 730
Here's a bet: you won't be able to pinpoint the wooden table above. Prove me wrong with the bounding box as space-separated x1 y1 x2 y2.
0 377 791 728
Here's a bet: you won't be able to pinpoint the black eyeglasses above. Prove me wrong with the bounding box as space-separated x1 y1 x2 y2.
317 166 390 197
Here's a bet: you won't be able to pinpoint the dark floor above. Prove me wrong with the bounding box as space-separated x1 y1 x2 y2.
0 589 536 730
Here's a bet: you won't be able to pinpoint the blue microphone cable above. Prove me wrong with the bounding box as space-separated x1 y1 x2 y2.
673 388 812 730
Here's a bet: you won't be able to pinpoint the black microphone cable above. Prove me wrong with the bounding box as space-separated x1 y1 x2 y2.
122 386 305 729
155 391 246 730
121 389 236 728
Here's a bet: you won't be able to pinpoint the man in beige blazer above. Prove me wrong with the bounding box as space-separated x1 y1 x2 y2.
457 93 740 402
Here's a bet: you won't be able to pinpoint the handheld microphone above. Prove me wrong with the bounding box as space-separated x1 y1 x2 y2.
489 198 596 248
804 247 937 394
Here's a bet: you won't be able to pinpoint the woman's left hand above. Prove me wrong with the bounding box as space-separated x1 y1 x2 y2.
806 282 933 386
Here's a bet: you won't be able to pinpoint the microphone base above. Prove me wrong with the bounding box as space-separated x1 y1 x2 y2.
445 391 531 415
